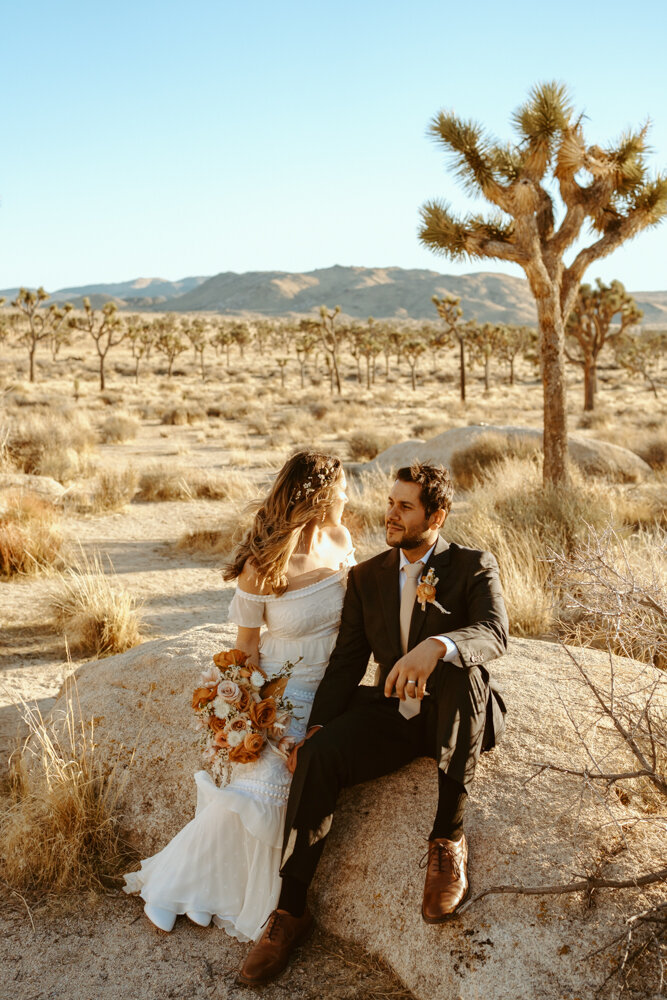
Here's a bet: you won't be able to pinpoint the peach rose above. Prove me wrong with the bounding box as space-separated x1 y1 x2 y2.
250 698 277 730
261 676 288 700
229 717 247 732
217 680 241 702
213 730 229 749
192 687 217 710
209 715 227 734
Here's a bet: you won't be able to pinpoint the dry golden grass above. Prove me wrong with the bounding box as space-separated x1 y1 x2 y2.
0 688 136 893
177 506 252 557
0 490 65 578
136 464 255 502
347 431 392 461
50 552 144 658
449 432 542 490
160 404 207 425
99 411 140 444
70 466 140 514
3 408 97 483
344 467 390 534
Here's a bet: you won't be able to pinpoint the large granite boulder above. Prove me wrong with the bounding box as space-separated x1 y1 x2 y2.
0 473 67 503
368 425 651 482
50 626 664 999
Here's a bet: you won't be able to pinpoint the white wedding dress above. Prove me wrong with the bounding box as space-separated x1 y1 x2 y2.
123 558 352 942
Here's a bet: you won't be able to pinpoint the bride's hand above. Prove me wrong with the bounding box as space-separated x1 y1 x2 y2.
286 725 321 773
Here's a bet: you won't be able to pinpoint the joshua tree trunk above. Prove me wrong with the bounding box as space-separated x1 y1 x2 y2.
98 352 106 391
536 293 569 486
584 357 597 411
458 338 466 402
484 355 490 392
29 345 36 382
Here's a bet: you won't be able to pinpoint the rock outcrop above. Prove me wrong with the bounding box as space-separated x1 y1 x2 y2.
0 473 67 503
54 627 663 999
368 425 651 482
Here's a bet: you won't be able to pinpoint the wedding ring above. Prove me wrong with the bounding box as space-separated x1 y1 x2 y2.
406 680 416 687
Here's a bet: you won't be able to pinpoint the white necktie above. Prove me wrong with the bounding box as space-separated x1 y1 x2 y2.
399 560 423 719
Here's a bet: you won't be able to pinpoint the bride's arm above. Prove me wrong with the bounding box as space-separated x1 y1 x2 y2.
234 625 261 667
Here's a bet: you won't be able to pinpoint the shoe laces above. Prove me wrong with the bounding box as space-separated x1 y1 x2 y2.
261 911 281 941
419 840 458 874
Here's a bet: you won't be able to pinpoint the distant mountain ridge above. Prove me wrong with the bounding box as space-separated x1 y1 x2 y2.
2 267 666 325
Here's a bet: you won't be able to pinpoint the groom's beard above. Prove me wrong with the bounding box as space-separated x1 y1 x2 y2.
385 519 431 549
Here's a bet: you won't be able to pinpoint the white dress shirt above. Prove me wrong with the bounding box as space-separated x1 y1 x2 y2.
399 543 462 665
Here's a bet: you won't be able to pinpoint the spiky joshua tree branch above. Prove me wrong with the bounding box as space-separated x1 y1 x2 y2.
419 82 667 485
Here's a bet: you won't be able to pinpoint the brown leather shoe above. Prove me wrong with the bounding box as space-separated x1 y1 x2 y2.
421 834 469 923
237 908 313 986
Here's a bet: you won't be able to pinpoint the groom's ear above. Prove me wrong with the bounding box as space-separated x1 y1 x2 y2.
429 507 447 530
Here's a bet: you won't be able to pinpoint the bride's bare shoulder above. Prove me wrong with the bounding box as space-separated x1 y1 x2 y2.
326 524 353 551
238 559 272 595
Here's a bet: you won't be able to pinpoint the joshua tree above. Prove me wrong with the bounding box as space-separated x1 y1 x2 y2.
318 305 344 394
275 356 289 389
182 316 209 380
614 328 666 399
565 279 642 411
127 317 156 384
10 287 73 382
295 330 317 388
48 305 74 361
403 337 427 391
431 294 469 400
211 321 233 367
154 314 188 377
420 82 667 484
230 321 252 359
68 299 125 390
496 324 536 386
468 321 507 392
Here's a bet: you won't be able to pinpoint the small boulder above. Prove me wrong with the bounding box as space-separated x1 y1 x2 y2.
0 473 67 503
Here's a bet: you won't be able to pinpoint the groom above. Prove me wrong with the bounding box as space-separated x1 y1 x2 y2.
238 461 508 986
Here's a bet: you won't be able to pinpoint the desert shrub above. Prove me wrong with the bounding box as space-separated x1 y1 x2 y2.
3 408 97 483
137 465 254 502
576 410 611 430
449 432 542 490
50 553 143 658
411 420 450 439
177 508 252 557
343 468 390 535
99 412 140 443
347 431 390 462
636 433 667 471
309 402 330 420
0 491 65 577
85 467 139 513
0 691 135 892
160 404 207 426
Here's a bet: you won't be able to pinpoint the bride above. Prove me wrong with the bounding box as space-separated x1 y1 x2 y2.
123 450 353 942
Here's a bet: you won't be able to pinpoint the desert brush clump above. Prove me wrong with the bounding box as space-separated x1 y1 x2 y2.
136 464 254 502
3 407 97 482
449 432 543 490
50 552 143 658
177 507 252 557
0 490 65 578
160 404 207 425
0 691 136 893
99 411 140 443
72 466 140 513
347 431 391 462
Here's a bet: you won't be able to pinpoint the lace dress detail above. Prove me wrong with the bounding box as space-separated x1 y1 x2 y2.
123 555 353 942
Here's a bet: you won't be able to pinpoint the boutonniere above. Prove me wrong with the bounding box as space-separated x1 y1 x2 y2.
416 567 450 614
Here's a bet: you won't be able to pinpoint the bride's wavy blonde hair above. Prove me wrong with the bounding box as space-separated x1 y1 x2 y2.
223 450 343 596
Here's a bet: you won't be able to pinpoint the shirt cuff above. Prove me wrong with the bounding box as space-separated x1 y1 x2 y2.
429 635 463 667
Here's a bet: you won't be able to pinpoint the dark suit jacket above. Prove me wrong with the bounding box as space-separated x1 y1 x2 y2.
308 536 509 745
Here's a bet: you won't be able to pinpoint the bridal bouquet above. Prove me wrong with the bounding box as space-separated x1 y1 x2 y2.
192 648 298 785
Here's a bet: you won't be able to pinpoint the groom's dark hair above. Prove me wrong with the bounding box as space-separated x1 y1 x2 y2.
396 462 454 518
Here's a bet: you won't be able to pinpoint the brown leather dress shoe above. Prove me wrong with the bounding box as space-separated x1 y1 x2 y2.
237 908 313 986
421 834 469 923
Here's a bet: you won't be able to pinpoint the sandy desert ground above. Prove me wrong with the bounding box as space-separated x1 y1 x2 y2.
0 322 664 998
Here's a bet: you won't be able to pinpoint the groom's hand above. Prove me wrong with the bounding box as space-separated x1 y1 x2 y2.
286 725 322 774
384 638 446 701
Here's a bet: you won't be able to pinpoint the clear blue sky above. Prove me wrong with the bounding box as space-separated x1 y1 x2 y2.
3 0 667 292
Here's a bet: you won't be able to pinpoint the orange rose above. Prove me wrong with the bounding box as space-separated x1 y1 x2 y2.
416 582 436 604
250 698 277 729
235 688 252 713
214 648 250 669
261 676 288 700
192 686 217 709
209 715 227 734
229 717 247 732
229 743 262 764
243 732 265 755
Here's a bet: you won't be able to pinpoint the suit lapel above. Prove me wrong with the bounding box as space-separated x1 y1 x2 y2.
408 535 451 649
377 547 402 658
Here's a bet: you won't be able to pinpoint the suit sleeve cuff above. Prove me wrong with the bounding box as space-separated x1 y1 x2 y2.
430 635 463 667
